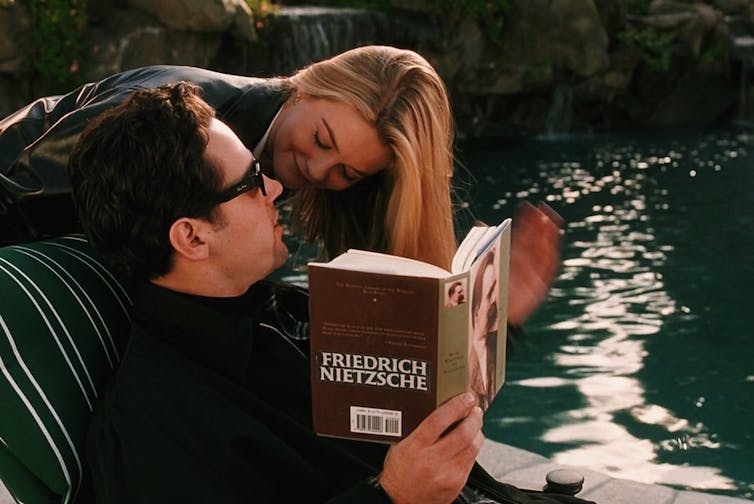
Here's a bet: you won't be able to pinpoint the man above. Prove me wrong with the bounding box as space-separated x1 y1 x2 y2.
446 280 466 307
71 83 590 504
69 82 485 503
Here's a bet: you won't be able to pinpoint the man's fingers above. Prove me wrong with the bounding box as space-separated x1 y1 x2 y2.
436 405 483 453
410 392 476 444
430 408 484 492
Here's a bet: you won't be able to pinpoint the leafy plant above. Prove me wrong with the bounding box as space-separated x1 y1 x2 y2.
617 27 674 72
429 0 511 46
699 37 730 65
27 0 88 89
626 0 653 15
287 0 384 7
245 0 280 28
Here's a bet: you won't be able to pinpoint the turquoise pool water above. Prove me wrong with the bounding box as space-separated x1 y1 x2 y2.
458 126 754 499
277 126 754 499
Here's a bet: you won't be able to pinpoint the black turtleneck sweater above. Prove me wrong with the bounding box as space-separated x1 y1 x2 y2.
85 280 390 503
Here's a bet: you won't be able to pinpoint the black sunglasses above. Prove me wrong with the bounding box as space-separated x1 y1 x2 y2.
213 161 267 204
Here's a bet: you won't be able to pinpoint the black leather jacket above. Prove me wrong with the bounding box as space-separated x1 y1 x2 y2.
0 65 287 244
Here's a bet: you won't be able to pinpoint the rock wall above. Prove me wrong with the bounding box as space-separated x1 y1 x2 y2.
1 0 753 138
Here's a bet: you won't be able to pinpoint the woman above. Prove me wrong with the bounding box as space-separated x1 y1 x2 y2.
0 45 560 325
0 45 453 265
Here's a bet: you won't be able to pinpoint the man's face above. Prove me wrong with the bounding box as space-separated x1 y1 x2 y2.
449 284 462 305
205 118 288 286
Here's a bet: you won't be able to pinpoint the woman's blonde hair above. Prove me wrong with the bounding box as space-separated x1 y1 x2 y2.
284 45 456 269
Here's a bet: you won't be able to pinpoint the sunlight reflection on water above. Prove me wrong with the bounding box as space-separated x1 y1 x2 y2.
482 129 754 495
523 140 732 489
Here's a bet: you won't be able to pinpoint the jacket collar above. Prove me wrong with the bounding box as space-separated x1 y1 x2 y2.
130 281 270 383
222 78 288 155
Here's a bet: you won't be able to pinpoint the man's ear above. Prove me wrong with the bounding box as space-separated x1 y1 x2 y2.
168 217 210 261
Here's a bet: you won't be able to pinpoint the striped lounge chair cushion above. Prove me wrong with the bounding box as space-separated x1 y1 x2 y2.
0 234 131 503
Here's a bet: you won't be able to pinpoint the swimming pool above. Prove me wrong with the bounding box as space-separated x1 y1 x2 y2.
458 126 754 500
277 125 754 499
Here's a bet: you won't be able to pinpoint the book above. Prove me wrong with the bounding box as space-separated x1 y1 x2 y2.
308 219 512 443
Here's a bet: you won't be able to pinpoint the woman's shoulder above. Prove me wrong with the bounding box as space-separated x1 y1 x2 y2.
99 65 269 92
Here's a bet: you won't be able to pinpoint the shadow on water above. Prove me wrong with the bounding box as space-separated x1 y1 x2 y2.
272 125 754 499
462 126 754 499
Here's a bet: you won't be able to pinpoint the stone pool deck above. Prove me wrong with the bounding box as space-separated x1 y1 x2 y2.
1 438 751 503
478 439 753 504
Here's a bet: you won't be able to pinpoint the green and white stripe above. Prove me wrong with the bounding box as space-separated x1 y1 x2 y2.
0 235 131 503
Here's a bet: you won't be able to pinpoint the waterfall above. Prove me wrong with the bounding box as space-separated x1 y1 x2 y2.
734 35 754 125
269 7 390 75
542 84 574 139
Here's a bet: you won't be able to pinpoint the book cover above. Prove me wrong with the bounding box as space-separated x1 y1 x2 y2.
308 220 511 443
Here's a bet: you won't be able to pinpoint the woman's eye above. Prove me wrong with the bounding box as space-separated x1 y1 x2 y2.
314 131 331 150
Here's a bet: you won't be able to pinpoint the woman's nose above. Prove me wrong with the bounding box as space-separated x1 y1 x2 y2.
306 156 333 185
263 175 283 200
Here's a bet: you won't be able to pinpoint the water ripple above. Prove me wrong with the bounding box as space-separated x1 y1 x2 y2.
480 128 752 495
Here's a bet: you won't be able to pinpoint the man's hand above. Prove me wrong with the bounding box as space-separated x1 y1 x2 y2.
508 202 564 326
378 392 484 504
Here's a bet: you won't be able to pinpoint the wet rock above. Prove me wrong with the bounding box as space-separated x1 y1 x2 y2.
0 2 32 74
713 0 750 15
648 69 736 125
126 0 256 42
83 8 222 81
550 0 610 76
595 0 629 38
645 1 723 56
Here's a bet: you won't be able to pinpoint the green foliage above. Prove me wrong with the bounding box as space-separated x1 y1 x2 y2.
617 26 674 72
289 0 384 7
429 0 511 46
28 0 88 89
245 0 280 21
626 0 653 15
699 37 729 65
245 0 282 42
243 0 280 48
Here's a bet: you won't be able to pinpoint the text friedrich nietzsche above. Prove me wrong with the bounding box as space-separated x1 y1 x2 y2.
317 352 429 391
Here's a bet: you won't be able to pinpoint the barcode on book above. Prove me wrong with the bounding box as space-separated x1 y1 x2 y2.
350 406 402 437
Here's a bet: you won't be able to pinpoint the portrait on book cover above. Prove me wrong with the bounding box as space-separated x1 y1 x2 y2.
468 244 499 410
444 278 467 307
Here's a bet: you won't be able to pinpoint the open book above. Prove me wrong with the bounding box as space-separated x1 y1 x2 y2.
308 219 511 443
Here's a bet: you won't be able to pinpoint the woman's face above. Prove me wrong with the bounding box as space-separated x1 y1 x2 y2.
268 96 392 190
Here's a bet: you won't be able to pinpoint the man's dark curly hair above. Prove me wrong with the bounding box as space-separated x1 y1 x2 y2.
68 82 222 281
